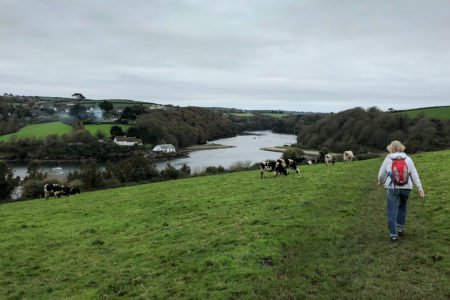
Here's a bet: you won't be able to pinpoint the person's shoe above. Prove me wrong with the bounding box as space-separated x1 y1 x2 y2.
390 237 398 242
398 228 404 236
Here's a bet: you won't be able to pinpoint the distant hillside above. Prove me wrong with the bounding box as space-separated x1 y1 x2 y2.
1 151 448 299
394 106 450 120
207 107 326 116
296 107 450 153
37 96 161 109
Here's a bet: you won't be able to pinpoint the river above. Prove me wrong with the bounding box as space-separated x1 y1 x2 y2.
12 130 296 178
154 130 296 172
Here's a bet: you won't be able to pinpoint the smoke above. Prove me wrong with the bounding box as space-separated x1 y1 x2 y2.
92 107 103 120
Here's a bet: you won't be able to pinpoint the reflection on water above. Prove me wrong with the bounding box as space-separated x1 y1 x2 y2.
12 130 296 178
12 162 88 180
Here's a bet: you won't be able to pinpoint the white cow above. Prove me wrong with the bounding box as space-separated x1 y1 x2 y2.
343 151 354 163
324 153 334 166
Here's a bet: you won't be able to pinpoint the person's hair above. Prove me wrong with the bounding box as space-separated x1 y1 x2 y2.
386 140 406 153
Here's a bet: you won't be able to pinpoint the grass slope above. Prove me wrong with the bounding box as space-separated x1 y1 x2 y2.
397 106 450 120
0 122 73 142
84 124 131 137
0 151 448 299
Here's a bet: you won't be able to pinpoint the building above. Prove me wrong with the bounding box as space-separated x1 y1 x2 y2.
113 136 143 146
152 144 176 153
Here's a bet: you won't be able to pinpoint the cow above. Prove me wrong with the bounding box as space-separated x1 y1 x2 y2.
60 186 81 197
69 187 81 195
260 160 287 179
324 153 334 166
307 159 318 165
343 150 354 163
44 184 81 198
44 183 63 199
63 186 79 196
278 158 300 174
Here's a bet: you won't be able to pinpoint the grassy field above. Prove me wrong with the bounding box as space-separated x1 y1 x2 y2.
262 113 290 118
230 113 254 117
0 151 448 299
229 113 290 118
0 122 73 142
84 124 131 137
397 106 450 120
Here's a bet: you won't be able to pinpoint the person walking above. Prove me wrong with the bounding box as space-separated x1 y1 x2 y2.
377 140 425 242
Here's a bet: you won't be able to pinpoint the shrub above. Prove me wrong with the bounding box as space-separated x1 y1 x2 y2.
205 166 219 174
228 160 253 172
0 160 20 201
160 164 179 179
179 163 191 177
102 178 121 188
22 180 45 199
80 160 103 189
282 148 304 161
319 148 329 162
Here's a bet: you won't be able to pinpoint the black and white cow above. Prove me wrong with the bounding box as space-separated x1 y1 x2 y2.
278 158 300 174
69 187 81 195
44 184 81 199
324 153 334 166
44 183 63 199
260 160 287 178
307 159 318 165
343 150 354 163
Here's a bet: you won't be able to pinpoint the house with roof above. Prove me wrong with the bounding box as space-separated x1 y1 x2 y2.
113 136 143 146
152 144 176 153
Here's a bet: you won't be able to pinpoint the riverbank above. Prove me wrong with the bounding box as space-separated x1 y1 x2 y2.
184 144 235 151
260 147 320 157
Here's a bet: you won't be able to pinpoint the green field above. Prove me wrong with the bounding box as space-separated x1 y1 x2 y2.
229 113 290 118
0 122 73 142
0 151 448 299
262 113 289 118
0 123 132 141
397 106 450 120
230 113 254 117
84 124 131 137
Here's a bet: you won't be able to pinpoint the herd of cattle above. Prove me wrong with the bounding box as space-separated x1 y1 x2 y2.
42 151 355 195
44 183 81 199
261 150 355 178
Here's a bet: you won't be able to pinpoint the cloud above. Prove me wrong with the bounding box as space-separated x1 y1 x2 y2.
1 0 449 112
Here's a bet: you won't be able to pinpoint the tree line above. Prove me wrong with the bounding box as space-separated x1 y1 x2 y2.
133 106 237 148
296 107 450 153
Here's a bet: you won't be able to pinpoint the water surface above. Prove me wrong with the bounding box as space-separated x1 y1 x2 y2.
12 130 296 177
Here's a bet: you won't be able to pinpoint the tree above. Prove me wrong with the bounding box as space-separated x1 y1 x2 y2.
99 100 113 112
80 160 103 189
126 127 138 137
110 125 124 138
72 93 85 107
0 160 20 201
69 104 87 120
72 93 85 100
24 160 46 181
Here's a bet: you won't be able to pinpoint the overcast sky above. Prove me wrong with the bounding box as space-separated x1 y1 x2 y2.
1 0 449 112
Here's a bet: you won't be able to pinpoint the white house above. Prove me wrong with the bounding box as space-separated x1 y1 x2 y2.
152 144 176 153
114 136 143 146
